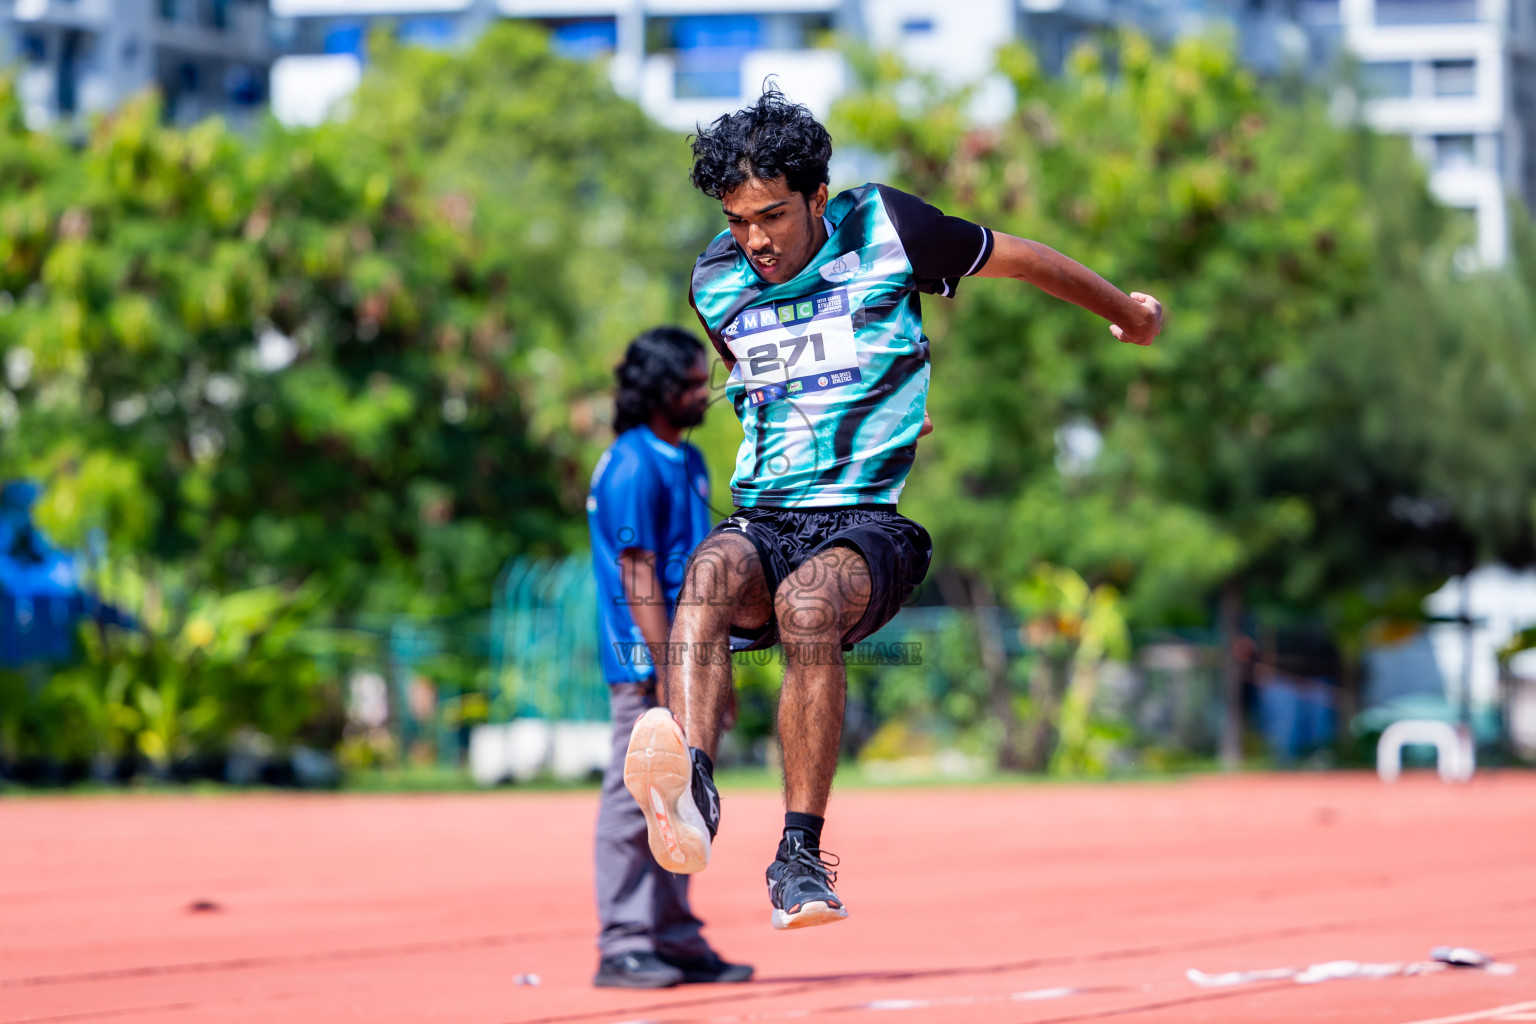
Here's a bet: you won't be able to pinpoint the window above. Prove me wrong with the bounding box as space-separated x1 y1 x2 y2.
1432 59 1476 96
548 19 616 60
398 17 458 48
224 64 264 106
322 21 364 56
56 30 82 114
19 33 47 64
1299 0 1342 24
670 15 762 100
672 14 761 51
1433 134 1477 169
1362 60 1413 98
1374 0 1479 24
674 49 743 99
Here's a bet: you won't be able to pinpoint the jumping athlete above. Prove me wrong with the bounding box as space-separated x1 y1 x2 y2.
624 91 1163 930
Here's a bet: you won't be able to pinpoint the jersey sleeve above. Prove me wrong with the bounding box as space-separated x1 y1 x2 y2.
592 445 663 556
875 184 995 298
689 278 734 365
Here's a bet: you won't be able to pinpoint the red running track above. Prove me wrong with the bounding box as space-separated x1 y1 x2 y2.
3 773 1534 1023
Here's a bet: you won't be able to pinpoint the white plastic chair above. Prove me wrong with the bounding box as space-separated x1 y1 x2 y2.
1377 719 1475 783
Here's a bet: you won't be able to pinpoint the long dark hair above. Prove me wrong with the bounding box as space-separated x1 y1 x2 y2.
613 326 706 435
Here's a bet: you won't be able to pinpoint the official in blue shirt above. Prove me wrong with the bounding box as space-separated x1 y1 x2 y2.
587 326 752 989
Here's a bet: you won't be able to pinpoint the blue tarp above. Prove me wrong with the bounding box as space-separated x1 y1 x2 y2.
0 481 126 666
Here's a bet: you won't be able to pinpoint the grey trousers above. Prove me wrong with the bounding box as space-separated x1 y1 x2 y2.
595 684 709 959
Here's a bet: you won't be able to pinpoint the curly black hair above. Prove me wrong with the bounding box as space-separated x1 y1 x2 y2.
689 88 832 201
612 326 706 435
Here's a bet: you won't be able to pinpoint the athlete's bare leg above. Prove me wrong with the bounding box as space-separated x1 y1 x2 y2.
626 531 771 874
774 546 871 817
666 531 772 755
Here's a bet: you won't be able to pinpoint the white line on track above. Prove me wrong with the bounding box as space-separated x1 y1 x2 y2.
1397 1000 1536 1024
693 986 1083 1022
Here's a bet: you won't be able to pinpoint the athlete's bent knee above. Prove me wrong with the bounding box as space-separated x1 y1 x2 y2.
678 533 762 613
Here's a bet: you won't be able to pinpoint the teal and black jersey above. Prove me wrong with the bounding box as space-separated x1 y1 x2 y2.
689 183 993 509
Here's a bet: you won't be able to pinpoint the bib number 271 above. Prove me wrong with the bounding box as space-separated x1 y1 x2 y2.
746 334 826 377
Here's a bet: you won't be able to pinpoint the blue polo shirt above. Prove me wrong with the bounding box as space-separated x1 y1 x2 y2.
587 426 713 684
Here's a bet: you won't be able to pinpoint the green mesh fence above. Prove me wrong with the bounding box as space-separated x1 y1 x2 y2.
490 556 606 722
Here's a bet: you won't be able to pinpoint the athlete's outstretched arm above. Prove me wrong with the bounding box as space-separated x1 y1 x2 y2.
976 232 1163 347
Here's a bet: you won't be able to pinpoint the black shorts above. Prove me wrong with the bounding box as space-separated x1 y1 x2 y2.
706 505 932 653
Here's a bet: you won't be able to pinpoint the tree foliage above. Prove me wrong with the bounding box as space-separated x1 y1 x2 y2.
0 24 714 623
0 25 716 774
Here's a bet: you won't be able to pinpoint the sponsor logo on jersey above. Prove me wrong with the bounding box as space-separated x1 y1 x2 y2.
819 251 861 283
818 376 829 387
787 380 803 394
732 289 851 337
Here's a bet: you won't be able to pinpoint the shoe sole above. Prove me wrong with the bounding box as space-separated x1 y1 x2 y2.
623 707 710 874
771 900 849 930
679 967 755 984
592 973 681 989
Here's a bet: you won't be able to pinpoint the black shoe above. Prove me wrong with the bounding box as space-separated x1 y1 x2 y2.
658 949 754 984
765 830 848 930
691 748 721 840
593 951 684 989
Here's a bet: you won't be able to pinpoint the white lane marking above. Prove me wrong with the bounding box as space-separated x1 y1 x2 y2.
1014 987 1078 1001
699 987 1081 1021
1396 1000 1536 1024
856 987 1078 1012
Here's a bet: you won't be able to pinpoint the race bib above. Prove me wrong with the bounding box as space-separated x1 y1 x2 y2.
723 288 861 407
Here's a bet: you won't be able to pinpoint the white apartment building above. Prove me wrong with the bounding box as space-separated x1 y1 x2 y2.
1328 0 1536 265
2 0 272 127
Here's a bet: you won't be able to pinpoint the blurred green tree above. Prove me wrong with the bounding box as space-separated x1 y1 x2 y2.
0 24 715 623
0 26 718 774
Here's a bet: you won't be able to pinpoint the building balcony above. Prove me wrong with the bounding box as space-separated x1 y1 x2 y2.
8 0 114 29
1017 0 1115 21
151 0 272 60
1364 95 1504 133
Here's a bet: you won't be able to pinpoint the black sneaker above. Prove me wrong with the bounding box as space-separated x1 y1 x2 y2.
593 951 684 989
691 748 721 840
765 830 848 930
658 949 754 984
623 708 716 873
